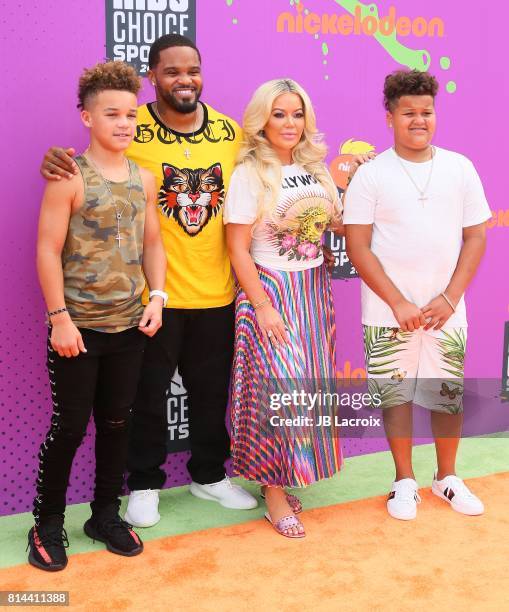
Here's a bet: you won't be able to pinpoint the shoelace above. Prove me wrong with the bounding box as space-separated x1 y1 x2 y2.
394 484 421 504
211 476 232 489
26 526 69 552
137 489 157 498
99 516 134 535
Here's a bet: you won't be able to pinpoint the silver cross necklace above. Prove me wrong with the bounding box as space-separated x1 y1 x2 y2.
152 102 199 160
85 152 133 247
394 146 435 204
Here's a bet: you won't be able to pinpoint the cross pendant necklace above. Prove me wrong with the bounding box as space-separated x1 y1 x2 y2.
85 151 133 248
394 146 435 205
115 212 124 246
152 102 198 160
115 213 125 248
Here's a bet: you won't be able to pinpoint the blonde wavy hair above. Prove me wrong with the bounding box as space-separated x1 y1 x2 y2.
236 78 340 222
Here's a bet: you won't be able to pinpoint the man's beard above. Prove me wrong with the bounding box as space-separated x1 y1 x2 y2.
161 86 203 114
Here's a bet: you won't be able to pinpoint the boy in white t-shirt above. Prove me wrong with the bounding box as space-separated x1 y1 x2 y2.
343 70 490 521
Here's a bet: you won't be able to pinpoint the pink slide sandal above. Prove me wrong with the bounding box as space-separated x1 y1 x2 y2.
264 512 306 539
260 490 303 514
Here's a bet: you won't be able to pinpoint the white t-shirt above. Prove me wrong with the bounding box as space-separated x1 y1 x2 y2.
224 163 339 271
343 147 491 328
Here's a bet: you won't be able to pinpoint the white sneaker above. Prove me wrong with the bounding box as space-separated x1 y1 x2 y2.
189 476 258 510
432 472 484 515
387 478 421 520
124 489 161 527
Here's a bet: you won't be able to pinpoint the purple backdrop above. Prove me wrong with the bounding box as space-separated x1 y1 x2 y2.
1 0 507 516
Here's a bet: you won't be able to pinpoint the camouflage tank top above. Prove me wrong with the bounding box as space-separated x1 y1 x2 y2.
62 155 146 332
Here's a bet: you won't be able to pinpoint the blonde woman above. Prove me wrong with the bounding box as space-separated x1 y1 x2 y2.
224 79 343 538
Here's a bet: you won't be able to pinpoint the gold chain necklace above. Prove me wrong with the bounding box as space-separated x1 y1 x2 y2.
85 151 133 248
152 102 200 160
394 146 435 205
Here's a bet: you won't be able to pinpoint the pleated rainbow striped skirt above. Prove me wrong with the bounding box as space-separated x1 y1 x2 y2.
230 263 342 487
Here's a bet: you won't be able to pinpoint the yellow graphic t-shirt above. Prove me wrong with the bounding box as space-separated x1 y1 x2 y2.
126 102 241 308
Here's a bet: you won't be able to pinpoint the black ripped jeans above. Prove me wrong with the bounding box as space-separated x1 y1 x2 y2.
33 327 146 525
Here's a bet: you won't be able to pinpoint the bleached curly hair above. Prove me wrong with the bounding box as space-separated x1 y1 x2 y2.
78 60 141 110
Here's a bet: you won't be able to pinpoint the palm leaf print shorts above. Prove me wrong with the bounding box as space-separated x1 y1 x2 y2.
363 326 467 414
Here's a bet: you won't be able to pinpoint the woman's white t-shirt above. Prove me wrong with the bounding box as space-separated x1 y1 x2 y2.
224 163 339 271
343 147 491 328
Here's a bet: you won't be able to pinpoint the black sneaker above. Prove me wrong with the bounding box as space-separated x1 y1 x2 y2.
27 518 69 572
84 511 143 557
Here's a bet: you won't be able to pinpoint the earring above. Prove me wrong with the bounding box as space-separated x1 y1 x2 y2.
151 80 155 86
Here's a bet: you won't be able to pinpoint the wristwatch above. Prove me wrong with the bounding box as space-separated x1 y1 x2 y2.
149 289 168 307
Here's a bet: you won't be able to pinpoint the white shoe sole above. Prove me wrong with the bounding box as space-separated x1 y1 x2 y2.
189 484 257 510
431 485 484 515
124 509 161 528
387 505 417 521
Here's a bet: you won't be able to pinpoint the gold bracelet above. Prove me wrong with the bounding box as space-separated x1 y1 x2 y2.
253 297 271 310
440 292 456 312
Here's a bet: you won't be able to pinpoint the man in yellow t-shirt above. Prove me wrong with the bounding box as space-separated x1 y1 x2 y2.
127 101 236 309
40 35 257 525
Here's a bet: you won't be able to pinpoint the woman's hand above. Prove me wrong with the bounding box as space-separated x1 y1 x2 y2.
255 304 289 346
50 319 86 357
348 152 376 184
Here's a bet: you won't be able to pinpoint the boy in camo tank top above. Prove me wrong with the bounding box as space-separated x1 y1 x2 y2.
27 62 167 572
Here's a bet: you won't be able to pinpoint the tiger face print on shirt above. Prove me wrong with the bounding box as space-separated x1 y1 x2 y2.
158 162 224 236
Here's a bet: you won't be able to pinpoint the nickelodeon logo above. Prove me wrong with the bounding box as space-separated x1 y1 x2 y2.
277 4 444 38
487 210 509 228
337 361 366 380
330 138 375 190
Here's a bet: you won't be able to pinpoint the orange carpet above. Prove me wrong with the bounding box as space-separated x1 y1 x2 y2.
1 472 507 611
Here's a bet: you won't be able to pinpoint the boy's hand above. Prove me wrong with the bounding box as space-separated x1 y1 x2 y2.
392 299 426 332
51 319 87 357
138 298 163 337
41 147 78 180
422 295 455 331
